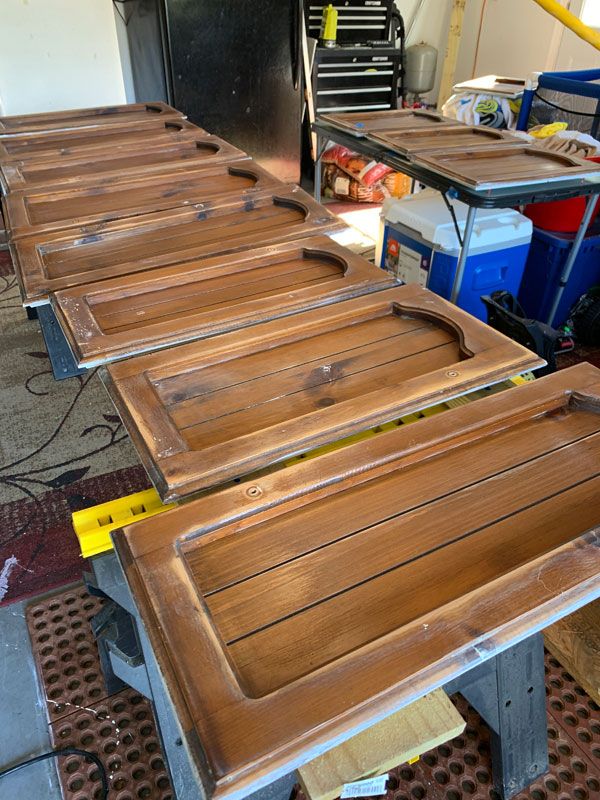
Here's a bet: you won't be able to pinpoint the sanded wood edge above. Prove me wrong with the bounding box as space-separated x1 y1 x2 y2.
112 539 218 798
3 159 285 239
116 527 600 800
52 246 393 367
121 363 600 557
154 342 542 499
99 368 188 498
0 118 202 164
412 146 600 188
104 283 532 382
0 134 249 193
368 126 521 154
0 101 184 133
13 185 348 304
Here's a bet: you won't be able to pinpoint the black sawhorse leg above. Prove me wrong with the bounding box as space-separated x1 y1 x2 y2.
446 633 548 798
36 303 86 380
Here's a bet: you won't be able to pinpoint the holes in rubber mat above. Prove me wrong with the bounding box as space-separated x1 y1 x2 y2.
26 584 173 800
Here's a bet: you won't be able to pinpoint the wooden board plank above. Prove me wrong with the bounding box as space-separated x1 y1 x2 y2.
414 145 600 188
0 129 246 193
438 0 467 109
369 125 521 156
12 185 345 305
101 284 543 500
321 109 462 135
298 690 465 800
112 363 600 800
3 160 283 238
0 101 184 135
0 119 204 163
544 599 600 704
52 237 395 367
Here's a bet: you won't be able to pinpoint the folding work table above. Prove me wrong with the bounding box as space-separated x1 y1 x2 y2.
312 117 600 324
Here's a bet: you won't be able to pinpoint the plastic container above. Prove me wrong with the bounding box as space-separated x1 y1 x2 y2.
518 223 600 327
377 189 533 320
522 156 600 233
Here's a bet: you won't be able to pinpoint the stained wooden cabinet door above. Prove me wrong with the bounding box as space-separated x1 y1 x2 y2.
13 186 344 305
414 145 600 188
53 237 394 367
101 285 542 499
370 125 520 156
0 120 204 163
4 161 283 238
0 102 183 135
113 363 600 800
322 109 462 135
0 131 246 193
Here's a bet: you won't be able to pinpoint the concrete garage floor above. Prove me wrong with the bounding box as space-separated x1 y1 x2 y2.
0 597 62 798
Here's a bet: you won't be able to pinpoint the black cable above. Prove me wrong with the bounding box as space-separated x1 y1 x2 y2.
534 89 600 119
0 747 108 799
441 192 464 248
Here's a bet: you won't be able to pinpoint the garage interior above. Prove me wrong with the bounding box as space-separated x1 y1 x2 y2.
0 2 599 800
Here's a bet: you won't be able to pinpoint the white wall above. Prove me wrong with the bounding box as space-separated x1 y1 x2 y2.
396 0 600 107
0 0 127 116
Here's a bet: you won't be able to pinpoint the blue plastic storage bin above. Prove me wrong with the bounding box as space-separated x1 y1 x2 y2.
518 225 600 327
377 190 533 321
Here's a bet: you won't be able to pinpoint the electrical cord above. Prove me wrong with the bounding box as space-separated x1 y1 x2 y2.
0 747 108 799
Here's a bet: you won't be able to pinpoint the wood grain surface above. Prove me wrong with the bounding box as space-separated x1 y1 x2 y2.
0 119 204 163
113 363 600 800
0 130 246 193
53 237 394 367
0 101 183 135
3 160 283 238
101 284 542 499
369 125 521 156
413 145 600 188
322 109 462 135
544 599 600 704
12 185 344 304
298 690 464 800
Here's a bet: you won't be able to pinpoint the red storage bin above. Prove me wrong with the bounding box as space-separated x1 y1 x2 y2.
523 155 600 233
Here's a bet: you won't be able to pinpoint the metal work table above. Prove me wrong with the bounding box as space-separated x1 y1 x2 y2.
89 550 552 800
313 119 600 321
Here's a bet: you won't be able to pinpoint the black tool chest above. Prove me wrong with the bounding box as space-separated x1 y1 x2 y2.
312 45 402 114
305 0 394 44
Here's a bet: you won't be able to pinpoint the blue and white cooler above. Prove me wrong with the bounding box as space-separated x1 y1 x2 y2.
377 189 533 321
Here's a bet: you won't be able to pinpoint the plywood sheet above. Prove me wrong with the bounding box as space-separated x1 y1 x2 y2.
13 185 344 305
3 160 283 238
113 363 600 800
0 119 204 164
414 145 600 188
53 237 394 367
1 130 246 193
321 109 462 135
0 101 183 135
101 284 542 499
370 125 520 156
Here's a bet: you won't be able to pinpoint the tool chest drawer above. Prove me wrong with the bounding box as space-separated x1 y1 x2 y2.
306 1 394 44
313 47 402 113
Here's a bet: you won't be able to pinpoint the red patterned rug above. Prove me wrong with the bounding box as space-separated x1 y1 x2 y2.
0 250 149 606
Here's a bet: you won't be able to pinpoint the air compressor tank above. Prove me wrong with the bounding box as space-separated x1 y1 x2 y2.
405 43 437 95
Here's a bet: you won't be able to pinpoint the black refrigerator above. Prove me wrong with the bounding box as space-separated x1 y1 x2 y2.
124 0 304 184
